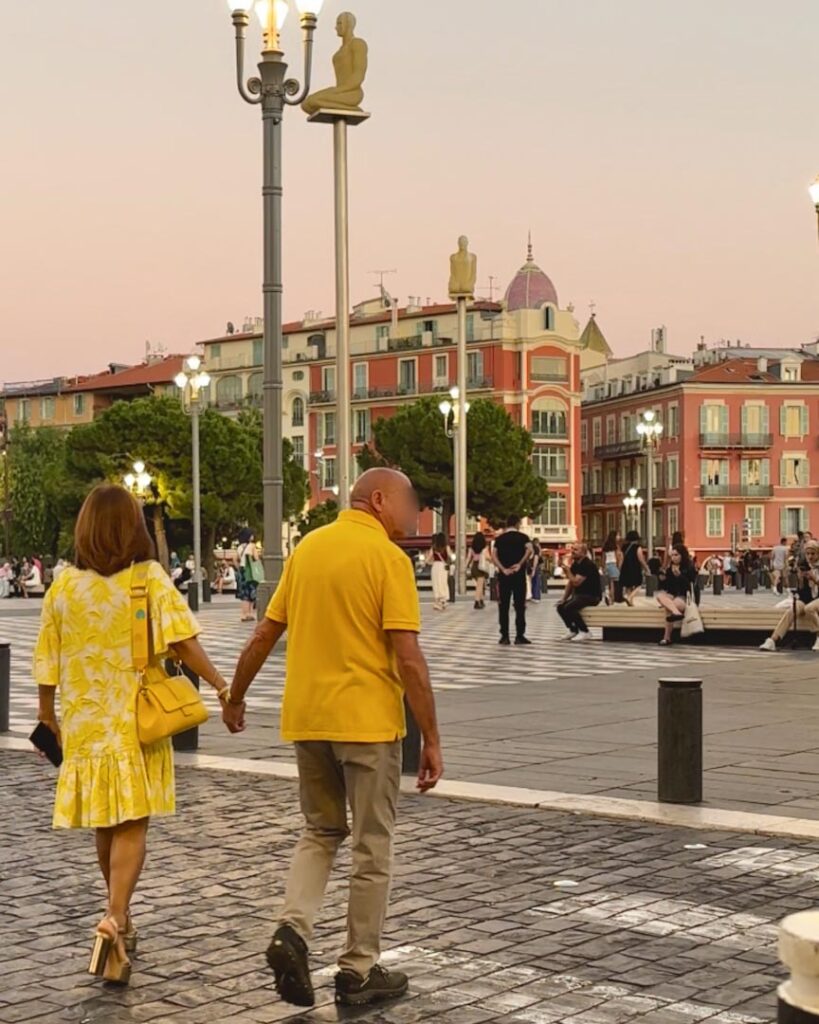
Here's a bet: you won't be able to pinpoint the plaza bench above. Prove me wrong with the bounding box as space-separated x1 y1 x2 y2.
581 601 815 646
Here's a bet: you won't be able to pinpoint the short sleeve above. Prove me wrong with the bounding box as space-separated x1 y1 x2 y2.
382 554 421 633
33 586 61 688
147 563 200 656
265 557 291 624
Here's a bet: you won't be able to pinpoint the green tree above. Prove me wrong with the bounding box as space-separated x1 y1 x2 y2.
358 397 548 528
298 499 338 537
7 426 78 558
236 407 309 524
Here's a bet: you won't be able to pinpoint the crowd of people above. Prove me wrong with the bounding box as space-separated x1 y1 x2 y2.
0 555 71 599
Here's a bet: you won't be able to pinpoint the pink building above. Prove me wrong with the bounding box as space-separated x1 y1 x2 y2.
581 354 819 553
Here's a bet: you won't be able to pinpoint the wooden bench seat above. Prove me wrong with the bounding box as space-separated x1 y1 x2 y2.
581 600 814 646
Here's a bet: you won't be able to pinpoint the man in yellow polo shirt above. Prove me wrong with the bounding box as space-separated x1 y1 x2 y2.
224 468 443 1009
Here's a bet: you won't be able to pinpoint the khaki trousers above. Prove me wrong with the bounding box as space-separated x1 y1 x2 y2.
280 739 401 977
772 598 819 640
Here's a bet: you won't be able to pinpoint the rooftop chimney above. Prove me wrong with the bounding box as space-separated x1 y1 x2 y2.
757 357 768 373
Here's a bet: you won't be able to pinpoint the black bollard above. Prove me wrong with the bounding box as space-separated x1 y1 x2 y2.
187 581 199 612
448 572 456 604
658 677 702 804
613 580 624 604
0 643 9 733
713 575 723 596
168 660 201 752
645 574 658 597
745 575 754 595
402 698 421 776
202 579 212 604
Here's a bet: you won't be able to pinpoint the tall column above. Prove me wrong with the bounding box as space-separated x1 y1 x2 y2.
456 297 468 596
308 109 370 510
191 395 202 609
646 448 654 558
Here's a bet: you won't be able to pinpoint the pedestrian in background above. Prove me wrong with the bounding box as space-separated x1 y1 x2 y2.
225 468 442 1008
33 484 229 987
466 531 490 610
771 537 788 594
529 539 543 602
619 530 649 606
427 532 451 611
760 540 819 652
237 527 261 622
492 515 533 645
601 530 622 605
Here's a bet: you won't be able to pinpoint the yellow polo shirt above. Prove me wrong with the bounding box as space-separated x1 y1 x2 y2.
266 510 421 743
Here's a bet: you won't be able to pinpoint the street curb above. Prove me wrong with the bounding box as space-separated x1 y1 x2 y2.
4 734 819 840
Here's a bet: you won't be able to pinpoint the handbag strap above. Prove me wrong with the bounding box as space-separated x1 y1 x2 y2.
131 562 151 675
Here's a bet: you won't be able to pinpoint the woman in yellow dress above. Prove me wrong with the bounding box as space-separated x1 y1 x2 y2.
34 484 241 985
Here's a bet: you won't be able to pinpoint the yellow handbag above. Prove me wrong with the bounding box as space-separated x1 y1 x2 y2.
131 562 208 746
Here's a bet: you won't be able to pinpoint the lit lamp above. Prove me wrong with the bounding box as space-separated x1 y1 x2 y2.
226 0 324 613
124 460 152 496
636 410 663 558
622 487 644 529
175 355 211 609
810 175 819 243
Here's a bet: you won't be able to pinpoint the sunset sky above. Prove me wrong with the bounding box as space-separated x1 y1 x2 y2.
3 0 818 384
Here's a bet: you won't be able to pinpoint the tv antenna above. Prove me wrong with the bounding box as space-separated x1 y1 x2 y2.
370 269 397 290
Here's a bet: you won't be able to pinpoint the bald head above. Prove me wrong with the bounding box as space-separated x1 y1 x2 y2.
351 468 417 540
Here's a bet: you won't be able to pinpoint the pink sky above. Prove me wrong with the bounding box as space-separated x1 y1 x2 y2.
3 0 818 383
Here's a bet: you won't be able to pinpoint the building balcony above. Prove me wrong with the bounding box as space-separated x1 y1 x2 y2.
699 432 773 449
467 376 493 390
700 483 774 499
581 493 607 507
539 472 569 484
387 334 455 353
309 390 335 404
531 373 569 384
593 440 643 459
533 430 569 441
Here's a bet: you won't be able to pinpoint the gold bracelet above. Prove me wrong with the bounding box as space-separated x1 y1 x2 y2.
216 686 230 703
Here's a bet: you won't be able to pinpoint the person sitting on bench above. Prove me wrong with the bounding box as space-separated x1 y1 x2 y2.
556 543 602 641
760 540 819 652
656 544 697 646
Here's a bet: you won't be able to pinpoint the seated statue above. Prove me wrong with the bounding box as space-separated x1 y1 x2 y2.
449 236 477 297
302 12 368 116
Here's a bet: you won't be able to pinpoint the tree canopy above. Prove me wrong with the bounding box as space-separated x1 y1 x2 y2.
358 396 548 527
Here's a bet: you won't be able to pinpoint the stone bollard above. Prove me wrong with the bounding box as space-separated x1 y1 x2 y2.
778 911 819 1022
0 643 9 733
448 572 456 604
402 698 421 776
167 659 200 753
658 678 702 804
187 581 199 612
645 574 658 597
202 579 212 604
713 575 724 596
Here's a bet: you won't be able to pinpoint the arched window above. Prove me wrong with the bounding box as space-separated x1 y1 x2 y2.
544 306 555 331
292 396 305 427
216 375 242 407
248 372 263 404
531 397 567 439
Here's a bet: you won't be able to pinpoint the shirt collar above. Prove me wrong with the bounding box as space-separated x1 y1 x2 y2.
338 509 389 538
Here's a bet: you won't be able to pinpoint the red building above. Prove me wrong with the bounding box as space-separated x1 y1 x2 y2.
306 246 610 551
581 352 819 554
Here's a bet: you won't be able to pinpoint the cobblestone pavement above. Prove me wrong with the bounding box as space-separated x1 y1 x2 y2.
5 595 819 816
1 749 811 1024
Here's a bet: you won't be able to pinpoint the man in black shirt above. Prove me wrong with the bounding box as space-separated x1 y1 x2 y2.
492 515 534 646
556 542 602 641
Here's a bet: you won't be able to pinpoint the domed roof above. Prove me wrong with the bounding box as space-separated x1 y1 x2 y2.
505 238 559 311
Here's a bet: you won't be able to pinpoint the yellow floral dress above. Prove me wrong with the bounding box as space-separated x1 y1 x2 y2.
33 561 200 830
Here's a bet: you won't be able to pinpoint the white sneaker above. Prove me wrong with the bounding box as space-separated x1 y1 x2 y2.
813 637 819 652
759 637 776 652
560 631 577 641
572 631 593 642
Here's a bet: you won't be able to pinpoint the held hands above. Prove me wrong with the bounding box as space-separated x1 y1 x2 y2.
221 699 247 734
417 741 444 793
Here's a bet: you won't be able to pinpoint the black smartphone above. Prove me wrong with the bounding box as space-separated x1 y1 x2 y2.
30 722 63 768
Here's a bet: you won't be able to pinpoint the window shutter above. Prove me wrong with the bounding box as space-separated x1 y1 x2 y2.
802 509 810 532
700 405 708 433
780 405 787 436
805 459 811 487
762 459 770 485
700 461 707 485
801 406 809 436
761 404 770 433
740 406 748 434
740 461 748 486
780 458 787 485
781 508 789 534
720 406 728 433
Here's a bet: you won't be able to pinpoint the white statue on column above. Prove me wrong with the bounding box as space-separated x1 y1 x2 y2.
449 235 477 299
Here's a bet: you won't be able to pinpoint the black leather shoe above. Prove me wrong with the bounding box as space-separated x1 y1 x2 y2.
266 925 314 1007
499 636 511 645
335 964 409 1006
514 637 533 645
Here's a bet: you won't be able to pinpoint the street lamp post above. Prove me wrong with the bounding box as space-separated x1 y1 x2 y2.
622 487 644 534
0 421 10 558
439 386 470 594
636 411 663 558
227 0 323 614
810 175 819 243
175 356 211 611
